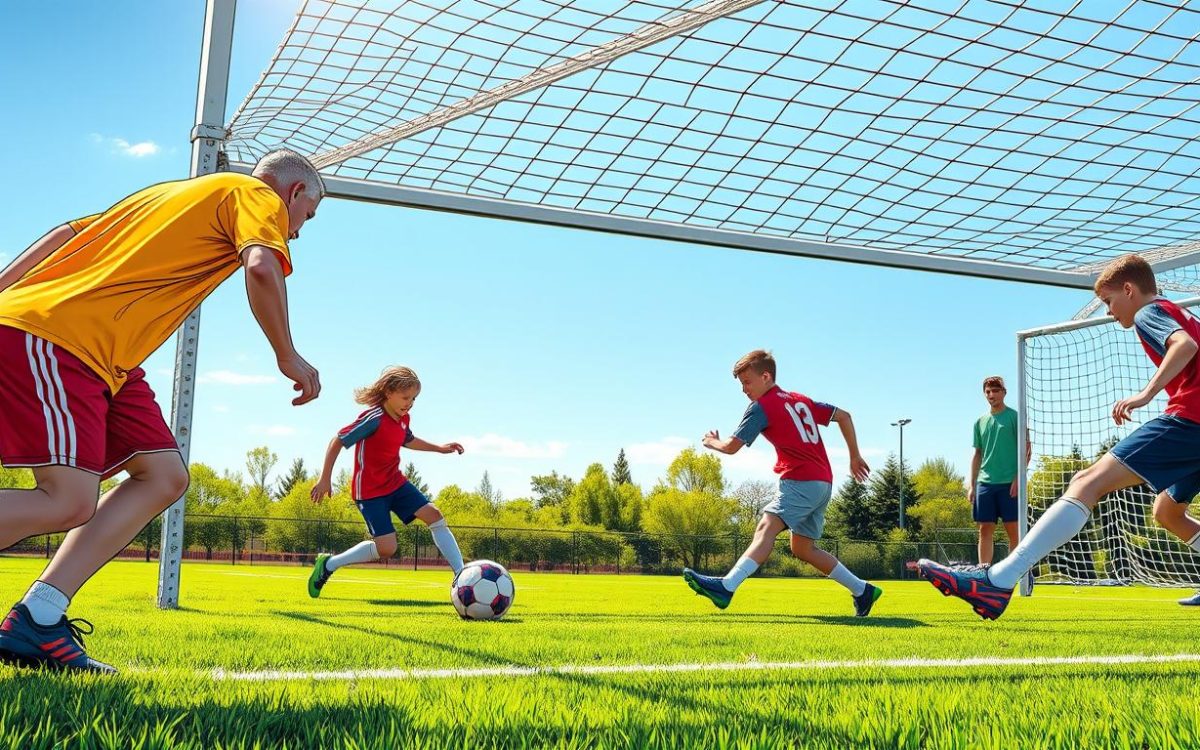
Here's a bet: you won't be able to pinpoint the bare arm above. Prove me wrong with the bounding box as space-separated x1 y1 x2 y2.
406 436 464 454
310 436 343 502
0 224 75 294
702 430 744 455
1114 330 1199 424
969 447 981 502
831 409 870 482
242 245 320 405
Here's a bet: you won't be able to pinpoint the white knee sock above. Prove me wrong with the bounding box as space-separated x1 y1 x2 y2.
429 519 464 573
21 580 70 626
989 497 1090 589
722 556 759 592
1188 530 1200 553
828 563 867 596
326 540 379 571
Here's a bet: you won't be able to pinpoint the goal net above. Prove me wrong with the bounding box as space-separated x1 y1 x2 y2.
1019 296 1200 587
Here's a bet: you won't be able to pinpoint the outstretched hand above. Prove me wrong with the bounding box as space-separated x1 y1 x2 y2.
310 478 331 503
1112 390 1152 425
442 442 465 455
849 455 870 483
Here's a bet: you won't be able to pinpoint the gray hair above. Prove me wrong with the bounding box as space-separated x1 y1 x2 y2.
251 149 325 198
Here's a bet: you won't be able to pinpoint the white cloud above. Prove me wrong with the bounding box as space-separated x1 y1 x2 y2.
462 433 567 459
626 436 693 465
212 404 230 413
198 370 277 386
89 132 160 158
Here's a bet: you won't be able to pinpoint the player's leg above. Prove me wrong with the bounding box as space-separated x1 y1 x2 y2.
977 522 996 565
410 495 464 575
787 489 883 619
921 451 1142 620
683 512 785 610
0 327 111 547
312 498 391 597
0 332 131 673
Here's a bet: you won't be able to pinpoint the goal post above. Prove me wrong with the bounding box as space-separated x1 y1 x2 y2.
1017 297 1200 591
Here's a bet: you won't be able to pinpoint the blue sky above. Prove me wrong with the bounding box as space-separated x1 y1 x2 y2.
0 2 1100 499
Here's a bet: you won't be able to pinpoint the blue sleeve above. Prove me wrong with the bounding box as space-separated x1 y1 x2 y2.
338 413 380 448
403 428 414 446
1134 303 1182 357
732 402 768 446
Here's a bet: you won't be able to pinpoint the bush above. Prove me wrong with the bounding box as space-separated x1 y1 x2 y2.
837 542 886 580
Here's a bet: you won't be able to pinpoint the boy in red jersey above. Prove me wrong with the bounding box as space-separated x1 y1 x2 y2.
920 254 1200 619
683 350 881 616
307 366 465 597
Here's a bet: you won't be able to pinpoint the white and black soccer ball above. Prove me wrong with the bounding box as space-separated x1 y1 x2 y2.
450 560 515 620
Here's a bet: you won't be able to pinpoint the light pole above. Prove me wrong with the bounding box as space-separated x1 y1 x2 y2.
891 418 912 530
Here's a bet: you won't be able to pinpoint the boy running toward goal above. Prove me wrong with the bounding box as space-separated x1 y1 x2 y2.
920 254 1200 619
683 350 881 616
308 366 466 597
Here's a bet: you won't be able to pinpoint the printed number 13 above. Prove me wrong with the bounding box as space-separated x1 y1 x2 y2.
786 402 820 444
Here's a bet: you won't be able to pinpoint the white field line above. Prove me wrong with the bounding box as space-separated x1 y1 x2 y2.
211 652 1200 682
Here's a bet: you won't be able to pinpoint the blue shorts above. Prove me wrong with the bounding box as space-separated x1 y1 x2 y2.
762 480 832 540
974 482 1018 523
1110 414 1200 504
356 481 430 536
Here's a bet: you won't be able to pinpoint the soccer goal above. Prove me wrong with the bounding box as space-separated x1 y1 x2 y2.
1018 297 1200 591
159 0 1200 607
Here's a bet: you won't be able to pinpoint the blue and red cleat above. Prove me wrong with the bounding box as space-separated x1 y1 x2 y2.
917 559 1013 621
0 603 117 673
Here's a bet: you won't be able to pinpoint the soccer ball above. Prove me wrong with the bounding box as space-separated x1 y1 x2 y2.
451 560 515 620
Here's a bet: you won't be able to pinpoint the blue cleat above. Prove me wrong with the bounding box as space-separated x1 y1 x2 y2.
682 568 733 610
917 559 1013 621
0 603 116 673
308 553 332 598
1178 590 1200 606
853 582 883 617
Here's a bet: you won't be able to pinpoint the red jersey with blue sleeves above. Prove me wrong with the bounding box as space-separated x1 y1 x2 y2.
732 385 837 482
1134 298 1200 423
338 407 414 500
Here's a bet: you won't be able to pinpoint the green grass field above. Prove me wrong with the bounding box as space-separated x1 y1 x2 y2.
2 556 1199 749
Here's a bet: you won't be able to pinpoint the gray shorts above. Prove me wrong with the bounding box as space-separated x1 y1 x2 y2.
762 479 833 539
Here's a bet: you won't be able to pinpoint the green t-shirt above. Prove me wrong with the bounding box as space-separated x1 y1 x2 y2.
973 407 1018 484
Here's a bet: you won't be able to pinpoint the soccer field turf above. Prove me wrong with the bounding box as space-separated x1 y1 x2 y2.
2 557 1198 749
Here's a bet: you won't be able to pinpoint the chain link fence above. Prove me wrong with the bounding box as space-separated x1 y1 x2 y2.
2 515 1004 580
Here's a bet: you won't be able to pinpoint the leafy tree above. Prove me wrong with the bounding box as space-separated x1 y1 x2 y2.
730 479 775 531
531 472 575 508
611 449 633 486
642 487 736 570
275 457 309 500
908 457 970 541
0 466 35 489
569 463 610 528
664 447 725 496
245 446 278 495
912 457 965 501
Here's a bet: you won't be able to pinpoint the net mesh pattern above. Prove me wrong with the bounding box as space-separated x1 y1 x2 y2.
225 0 1200 275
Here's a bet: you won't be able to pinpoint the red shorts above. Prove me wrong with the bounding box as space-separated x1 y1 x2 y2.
0 326 178 478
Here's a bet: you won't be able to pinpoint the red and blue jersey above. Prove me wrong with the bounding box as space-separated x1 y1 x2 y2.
1134 298 1200 423
338 407 414 500
732 385 837 483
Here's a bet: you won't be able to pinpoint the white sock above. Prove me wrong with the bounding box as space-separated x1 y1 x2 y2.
429 519 464 574
990 497 1091 589
722 556 759 592
21 580 70 626
1188 530 1200 553
326 540 379 571
828 562 867 596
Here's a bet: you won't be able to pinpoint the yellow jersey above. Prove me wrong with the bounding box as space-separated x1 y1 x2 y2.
0 172 293 392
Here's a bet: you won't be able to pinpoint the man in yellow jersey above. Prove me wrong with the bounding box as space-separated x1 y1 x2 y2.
0 150 323 673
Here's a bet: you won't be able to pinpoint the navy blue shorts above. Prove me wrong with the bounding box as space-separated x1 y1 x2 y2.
974 482 1018 523
356 481 430 536
1110 414 1200 504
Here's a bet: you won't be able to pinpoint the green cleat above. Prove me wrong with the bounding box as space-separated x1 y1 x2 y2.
308 553 332 598
853 582 883 617
682 568 733 610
